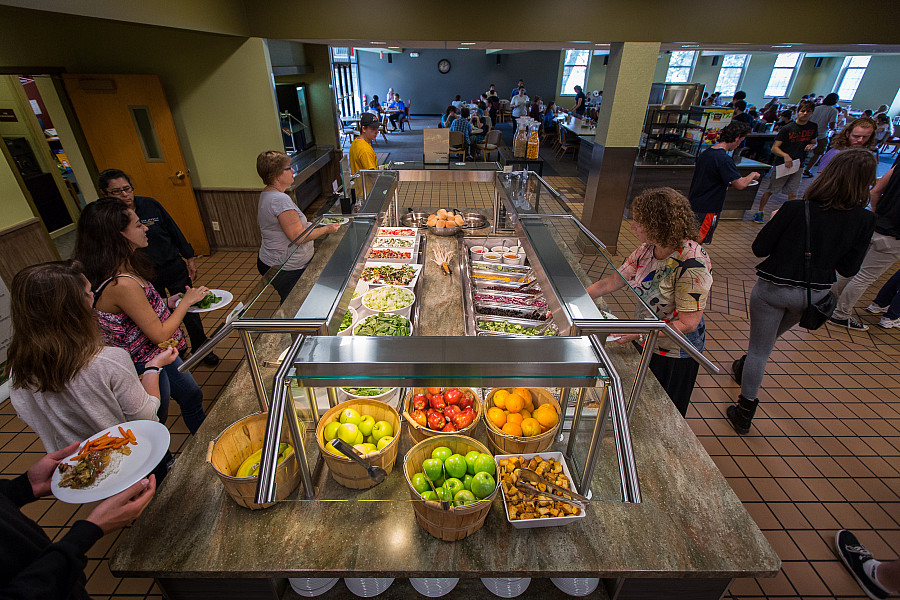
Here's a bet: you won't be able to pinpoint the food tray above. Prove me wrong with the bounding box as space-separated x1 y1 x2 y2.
428 224 461 237
470 261 532 275
495 452 585 529
470 270 533 284
373 236 416 249
475 315 558 337
472 279 540 294
377 227 417 238
473 290 549 308
475 302 551 321
366 248 414 263
360 262 422 288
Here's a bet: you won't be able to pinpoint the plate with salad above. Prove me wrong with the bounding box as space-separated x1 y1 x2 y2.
317 216 349 227
176 289 234 313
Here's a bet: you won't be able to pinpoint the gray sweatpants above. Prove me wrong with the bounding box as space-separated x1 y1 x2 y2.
832 232 900 320
742 278 830 399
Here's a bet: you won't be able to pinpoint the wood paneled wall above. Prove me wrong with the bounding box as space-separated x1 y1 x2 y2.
0 218 59 287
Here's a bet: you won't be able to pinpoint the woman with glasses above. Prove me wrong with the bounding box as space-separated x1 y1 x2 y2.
255 151 340 303
74 199 209 434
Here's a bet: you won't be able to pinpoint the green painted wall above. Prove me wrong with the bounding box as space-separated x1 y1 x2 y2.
853 55 900 113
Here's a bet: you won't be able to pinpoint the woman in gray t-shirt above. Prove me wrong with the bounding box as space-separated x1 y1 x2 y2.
256 151 340 302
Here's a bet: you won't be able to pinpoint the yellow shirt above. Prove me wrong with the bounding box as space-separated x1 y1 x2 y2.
349 137 377 174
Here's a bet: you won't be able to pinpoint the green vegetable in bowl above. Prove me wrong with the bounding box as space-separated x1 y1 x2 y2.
342 387 395 397
353 313 411 336
339 310 354 331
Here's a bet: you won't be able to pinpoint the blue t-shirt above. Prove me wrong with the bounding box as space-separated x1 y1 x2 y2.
688 147 742 214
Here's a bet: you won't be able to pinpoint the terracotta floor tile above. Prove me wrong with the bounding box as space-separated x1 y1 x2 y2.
823 503 869 529
782 560 832 596
788 530 837 561
763 529 805 560
812 559 871 596
776 477 819 503
743 502 783 530
771 503 814 529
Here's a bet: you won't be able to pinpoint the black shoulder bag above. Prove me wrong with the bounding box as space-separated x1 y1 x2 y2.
798 200 837 329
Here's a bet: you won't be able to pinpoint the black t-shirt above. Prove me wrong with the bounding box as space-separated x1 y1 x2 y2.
773 121 817 164
688 147 742 213
574 91 587 115
134 196 194 267
875 155 900 238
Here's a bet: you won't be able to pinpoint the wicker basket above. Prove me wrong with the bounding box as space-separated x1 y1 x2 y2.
402 435 498 541
315 399 401 489
483 388 561 455
206 412 301 510
402 387 482 444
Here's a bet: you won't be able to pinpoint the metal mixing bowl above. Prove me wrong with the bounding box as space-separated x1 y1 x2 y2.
401 212 428 227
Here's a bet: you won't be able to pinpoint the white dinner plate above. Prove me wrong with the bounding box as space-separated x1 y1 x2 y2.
747 180 759 187
51 420 170 504
176 289 233 313
316 217 349 227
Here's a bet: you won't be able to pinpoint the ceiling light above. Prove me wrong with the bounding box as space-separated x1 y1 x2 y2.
388 46 400 49
595 43 609 46
682 45 700 48
457 47 470 50
370 41 386 45
772 45 792 48
460 42 476 45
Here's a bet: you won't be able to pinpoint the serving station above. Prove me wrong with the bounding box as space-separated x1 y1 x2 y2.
110 168 778 600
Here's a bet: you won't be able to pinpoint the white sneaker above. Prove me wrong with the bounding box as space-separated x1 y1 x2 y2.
866 303 887 314
878 316 900 329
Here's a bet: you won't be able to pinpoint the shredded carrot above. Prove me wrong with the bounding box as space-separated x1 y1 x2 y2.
70 429 137 461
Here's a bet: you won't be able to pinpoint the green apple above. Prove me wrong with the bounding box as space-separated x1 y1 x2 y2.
422 458 444 482
354 430 364 446
444 454 467 479
376 435 393 450
353 443 368 455
453 489 477 507
371 420 394 444
470 471 496 500
358 415 376 437
431 446 452 463
420 490 438 502
473 453 496 476
323 422 341 442
411 472 430 494
360 443 378 454
337 422 359 444
433 475 446 488
434 486 451 502
365 435 374 444
444 477 464 497
339 408 362 426
463 473 474 491
465 450 481 475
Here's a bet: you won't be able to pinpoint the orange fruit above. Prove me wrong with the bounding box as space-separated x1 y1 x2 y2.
535 404 559 428
521 418 541 437
488 407 507 428
506 413 524 426
502 422 523 437
512 388 533 404
505 393 525 414
492 389 509 409
519 409 531 421
525 401 535 413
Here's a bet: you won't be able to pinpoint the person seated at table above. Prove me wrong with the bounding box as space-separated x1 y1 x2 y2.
368 95 382 116
475 99 486 118
449 107 475 160
385 87 394 105
440 105 458 129
451 95 463 111
388 94 406 131
875 113 893 146
761 98 780 123
543 101 557 134
471 111 488 143
529 96 543 121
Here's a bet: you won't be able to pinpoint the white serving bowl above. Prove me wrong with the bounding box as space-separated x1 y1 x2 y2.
491 245 510 254
409 578 459 598
337 386 400 409
481 577 532 598
352 313 414 337
289 578 339 597
550 578 600 597
361 285 415 319
350 280 369 309
502 252 524 266
470 245 488 260
343 577 394 597
483 252 502 263
336 307 358 337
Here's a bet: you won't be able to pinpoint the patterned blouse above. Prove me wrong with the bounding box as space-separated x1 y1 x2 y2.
94 274 186 364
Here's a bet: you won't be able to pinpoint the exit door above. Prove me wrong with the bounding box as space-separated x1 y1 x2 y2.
63 74 209 254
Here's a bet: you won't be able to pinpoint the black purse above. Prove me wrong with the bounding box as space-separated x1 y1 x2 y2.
798 200 837 329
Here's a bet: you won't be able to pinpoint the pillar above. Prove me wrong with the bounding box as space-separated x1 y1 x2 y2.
580 42 660 255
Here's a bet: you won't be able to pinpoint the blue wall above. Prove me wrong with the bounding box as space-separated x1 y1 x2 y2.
357 49 561 115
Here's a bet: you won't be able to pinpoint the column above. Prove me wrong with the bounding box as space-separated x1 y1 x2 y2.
580 42 660 256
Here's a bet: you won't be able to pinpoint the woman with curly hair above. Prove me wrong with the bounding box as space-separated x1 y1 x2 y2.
729 149 877 434
816 117 877 172
587 187 712 416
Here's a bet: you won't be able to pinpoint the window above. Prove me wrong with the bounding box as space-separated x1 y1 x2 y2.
330 47 361 118
764 52 802 97
714 55 747 96
560 50 590 95
836 55 871 101
129 106 164 162
665 51 696 83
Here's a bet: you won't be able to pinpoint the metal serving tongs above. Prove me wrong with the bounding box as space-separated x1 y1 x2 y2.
329 438 387 483
514 468 590 508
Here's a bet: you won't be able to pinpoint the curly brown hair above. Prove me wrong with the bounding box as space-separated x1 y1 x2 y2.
830 117 878 150
256 150 290 185
631 187 698 249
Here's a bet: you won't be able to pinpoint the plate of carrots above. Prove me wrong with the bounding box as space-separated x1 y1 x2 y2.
51 420 170 504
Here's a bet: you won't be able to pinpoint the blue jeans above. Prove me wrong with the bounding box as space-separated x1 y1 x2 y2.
873 268 900 319
137 356 205 433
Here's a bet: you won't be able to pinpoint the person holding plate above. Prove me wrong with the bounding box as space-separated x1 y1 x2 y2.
74 199 209 434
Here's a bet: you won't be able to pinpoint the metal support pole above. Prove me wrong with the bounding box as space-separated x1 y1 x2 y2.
627 330 659 420
241 330 268 412
572 381 612 498
325 386 340 409
283 378 315 500
306 388 322 424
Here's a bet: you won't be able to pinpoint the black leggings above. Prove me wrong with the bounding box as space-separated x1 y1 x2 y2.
257 257 305 304
649 353 701 417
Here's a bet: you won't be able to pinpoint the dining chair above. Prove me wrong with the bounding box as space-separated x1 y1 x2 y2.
483 115 493 132
448 131 465 160
476 129 502 162
556 126 577 160
376 113 390 145
540 122 555 147
498 99 511 123
881 135 900 156
400 100 412 130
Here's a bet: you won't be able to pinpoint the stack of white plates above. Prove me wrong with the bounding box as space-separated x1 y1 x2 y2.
481 577 532 598
550 578 600 597
288 577 339 597
408 577 459 597
343 577 394 597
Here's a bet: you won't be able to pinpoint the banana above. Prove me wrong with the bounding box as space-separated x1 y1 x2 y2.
234 444 295 478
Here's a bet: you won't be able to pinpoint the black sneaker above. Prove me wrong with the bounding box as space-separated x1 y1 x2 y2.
828 316 870 331
202 352 221 366
834 530 889 600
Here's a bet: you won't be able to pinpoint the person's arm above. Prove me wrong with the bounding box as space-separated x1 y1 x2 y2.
109 346 175 416
870 167 894 210
105 277 208 344
586 274 627 300
731 172 761 189
154 200 194 263
835 213 877 279
277 210 340 245
751 202 796 257
669 309 704 335
770 139 793 168
722 154 759 189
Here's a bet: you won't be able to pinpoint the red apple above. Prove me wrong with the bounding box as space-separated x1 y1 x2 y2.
413 394 427 411
444 388 461 405
441 422 457 432
410 409 427 427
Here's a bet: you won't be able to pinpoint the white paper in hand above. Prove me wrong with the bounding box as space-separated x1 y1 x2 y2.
775 160 800 179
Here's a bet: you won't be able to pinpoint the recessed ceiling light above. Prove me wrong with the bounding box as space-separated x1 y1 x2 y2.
772 45 792 48
370 41 386 45
682 45 700 48
595 43 609 46
460 42 476 45
569 41 592 44
457 47 470 50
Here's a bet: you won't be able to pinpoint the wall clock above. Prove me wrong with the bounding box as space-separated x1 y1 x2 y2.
438 59 451 74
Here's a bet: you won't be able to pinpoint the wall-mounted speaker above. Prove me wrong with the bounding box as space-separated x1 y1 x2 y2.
603 55 608 66
814 57 823 67
711 56 719 66
388 54 392 64
496 55 501 65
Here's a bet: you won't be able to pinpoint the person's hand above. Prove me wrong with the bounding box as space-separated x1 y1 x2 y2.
614 334 642 345
186 258 198 281
86 475 156 535
804 143 816 152
181 285 210 306
325 222 341 234
784 157 793 169
147 347 178 369
750 171 761 181
27 442 80 498
166 295 180 309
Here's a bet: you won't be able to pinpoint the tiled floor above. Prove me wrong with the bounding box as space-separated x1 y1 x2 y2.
2 167 899 599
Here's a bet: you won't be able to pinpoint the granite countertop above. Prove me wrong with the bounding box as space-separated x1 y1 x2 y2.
110 228 779 580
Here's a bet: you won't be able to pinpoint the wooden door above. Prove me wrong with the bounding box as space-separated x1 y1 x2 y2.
62 74 209 254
